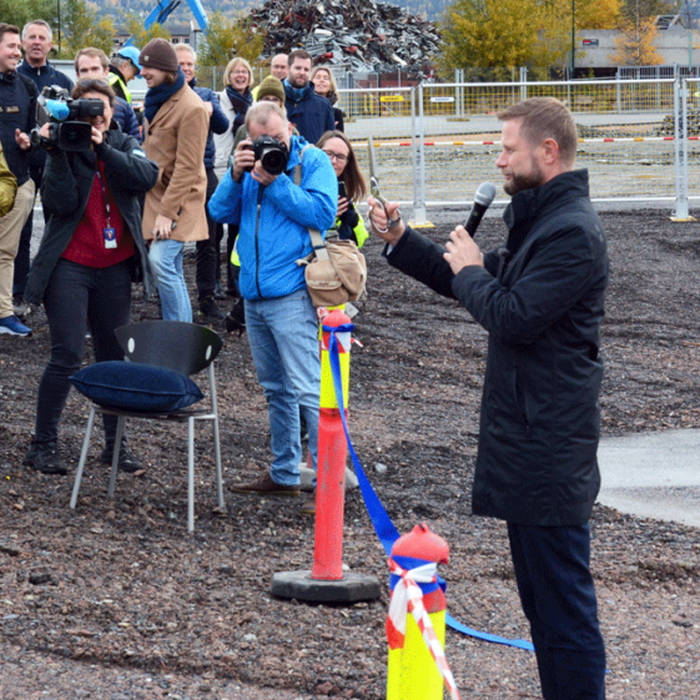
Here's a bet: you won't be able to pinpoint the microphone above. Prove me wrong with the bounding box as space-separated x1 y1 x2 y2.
464 182 497 237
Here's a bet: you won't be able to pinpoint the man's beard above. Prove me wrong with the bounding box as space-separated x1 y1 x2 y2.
503 162 545 196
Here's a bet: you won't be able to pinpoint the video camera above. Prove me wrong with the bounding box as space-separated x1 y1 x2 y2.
30 86 104 152
244 135 289 175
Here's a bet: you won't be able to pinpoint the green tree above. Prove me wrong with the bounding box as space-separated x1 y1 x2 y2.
124 14 172 49
197 11 265 67
60 0 114 58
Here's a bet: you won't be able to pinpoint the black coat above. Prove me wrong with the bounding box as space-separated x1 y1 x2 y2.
25 127 159 305
388 170 608 527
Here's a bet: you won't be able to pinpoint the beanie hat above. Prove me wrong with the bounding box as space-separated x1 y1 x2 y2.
256 76 286 104
139 38 179 73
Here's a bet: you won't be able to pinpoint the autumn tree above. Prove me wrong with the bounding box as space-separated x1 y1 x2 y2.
609 16 664 65
438 0 572 78
124 14 172 49
60 0 114 58
196 11 265 68
576 0 623 29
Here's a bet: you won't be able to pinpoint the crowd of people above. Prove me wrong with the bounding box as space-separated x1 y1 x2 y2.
1 19 611 699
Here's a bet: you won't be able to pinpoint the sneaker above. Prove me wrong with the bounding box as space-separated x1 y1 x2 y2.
300 489 316 515
0 315 32 337
199 296 225 320
100 444 143 473
230 470 300 497
213 280 227 300
23 441 67 475
12 295 30 318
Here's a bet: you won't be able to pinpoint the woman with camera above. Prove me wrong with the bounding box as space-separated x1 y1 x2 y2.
22 79 159 475
316 130 368 247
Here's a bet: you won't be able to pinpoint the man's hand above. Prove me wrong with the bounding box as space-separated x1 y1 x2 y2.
443 226 483 274
232 140 255 182
15 129 31 151
366 195 406 247
152 214 175 240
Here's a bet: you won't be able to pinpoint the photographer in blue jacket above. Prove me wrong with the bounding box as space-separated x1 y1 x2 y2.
209 101 336 501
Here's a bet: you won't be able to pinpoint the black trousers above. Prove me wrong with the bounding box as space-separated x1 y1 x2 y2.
508 522 606 700
34 258 131 446
195 168 220 302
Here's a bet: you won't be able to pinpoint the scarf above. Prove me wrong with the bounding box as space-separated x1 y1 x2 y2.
225 85 252 116
284 79 306 103
144 68 186 123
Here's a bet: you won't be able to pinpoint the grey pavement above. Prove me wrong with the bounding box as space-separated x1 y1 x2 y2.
597 429 700 529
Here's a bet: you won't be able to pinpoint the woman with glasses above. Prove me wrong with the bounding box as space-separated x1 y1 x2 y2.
22 79 159 476
316 130 368 247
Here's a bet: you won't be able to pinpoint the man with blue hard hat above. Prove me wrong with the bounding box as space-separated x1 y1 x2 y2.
109 46 141 105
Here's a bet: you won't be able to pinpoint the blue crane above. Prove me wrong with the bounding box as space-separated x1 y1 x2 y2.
123 0 209 46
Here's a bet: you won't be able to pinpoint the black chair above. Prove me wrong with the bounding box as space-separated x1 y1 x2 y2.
69 321 225 532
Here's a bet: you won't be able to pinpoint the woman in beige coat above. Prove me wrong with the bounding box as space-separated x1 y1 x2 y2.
139 38 208 322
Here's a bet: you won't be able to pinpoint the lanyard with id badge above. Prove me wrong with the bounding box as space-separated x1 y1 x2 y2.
95 168 117 249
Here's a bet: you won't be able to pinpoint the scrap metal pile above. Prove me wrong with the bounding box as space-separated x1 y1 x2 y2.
248 0 442 74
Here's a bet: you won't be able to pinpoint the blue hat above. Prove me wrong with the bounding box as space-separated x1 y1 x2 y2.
117 46 142 75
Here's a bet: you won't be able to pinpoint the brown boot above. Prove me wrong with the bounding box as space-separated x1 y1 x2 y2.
230 470 300 497
300 489 316 515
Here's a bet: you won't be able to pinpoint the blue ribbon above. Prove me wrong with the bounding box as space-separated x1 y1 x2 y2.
324 321 534 653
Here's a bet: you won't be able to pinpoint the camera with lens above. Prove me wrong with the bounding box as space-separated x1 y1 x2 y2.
243 135 289 175
30 85 104 152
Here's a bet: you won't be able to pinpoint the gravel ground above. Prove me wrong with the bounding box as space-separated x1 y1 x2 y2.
1 209 699 699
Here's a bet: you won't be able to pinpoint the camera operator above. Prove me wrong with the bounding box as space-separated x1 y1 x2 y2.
22 79 159 476
208 101 337 502
368 97 608 700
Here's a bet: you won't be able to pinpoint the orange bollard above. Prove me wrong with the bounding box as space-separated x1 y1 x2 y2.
311 308 352 580
270 308 380 603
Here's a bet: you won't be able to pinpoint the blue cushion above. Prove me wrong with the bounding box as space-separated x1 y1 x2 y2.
70 361 204 412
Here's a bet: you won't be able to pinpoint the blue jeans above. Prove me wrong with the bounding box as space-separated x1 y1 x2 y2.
35 258 132 445
245 289 320 486
149 238 192 322
508 522 606 700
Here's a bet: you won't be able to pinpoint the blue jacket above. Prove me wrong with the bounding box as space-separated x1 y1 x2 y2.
191 82 230 170
113 96 141 141
283 81 335 145
0 71 36 186
208 137 337 300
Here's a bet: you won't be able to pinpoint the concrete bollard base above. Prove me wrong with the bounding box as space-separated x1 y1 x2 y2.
271 570 381 603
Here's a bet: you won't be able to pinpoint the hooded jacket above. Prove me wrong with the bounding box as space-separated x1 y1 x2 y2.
25 127 159 304
388 169 608 527
208 137 337 300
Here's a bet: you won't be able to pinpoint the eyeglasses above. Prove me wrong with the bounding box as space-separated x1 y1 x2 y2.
322 150 348 164
230 69 249 76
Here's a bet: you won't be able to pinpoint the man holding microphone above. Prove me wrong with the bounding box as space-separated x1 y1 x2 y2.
369 97 608 700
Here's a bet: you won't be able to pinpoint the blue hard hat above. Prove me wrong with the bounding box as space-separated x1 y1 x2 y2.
117 46 142 75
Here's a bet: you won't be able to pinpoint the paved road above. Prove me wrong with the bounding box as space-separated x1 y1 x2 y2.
597 429 700 529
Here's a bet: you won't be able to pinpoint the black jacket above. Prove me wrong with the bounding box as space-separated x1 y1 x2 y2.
388 170 608 526
25 127 159 305
0 70 36 186
283 81 335 145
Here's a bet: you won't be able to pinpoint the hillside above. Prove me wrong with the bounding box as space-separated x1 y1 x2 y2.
90 0 451 27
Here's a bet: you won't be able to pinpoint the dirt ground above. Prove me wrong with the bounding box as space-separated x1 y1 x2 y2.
1 208 700 699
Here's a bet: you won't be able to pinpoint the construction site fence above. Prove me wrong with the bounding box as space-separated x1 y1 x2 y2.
195 72 700 219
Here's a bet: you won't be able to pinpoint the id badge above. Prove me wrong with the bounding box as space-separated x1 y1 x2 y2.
103 227 117 249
